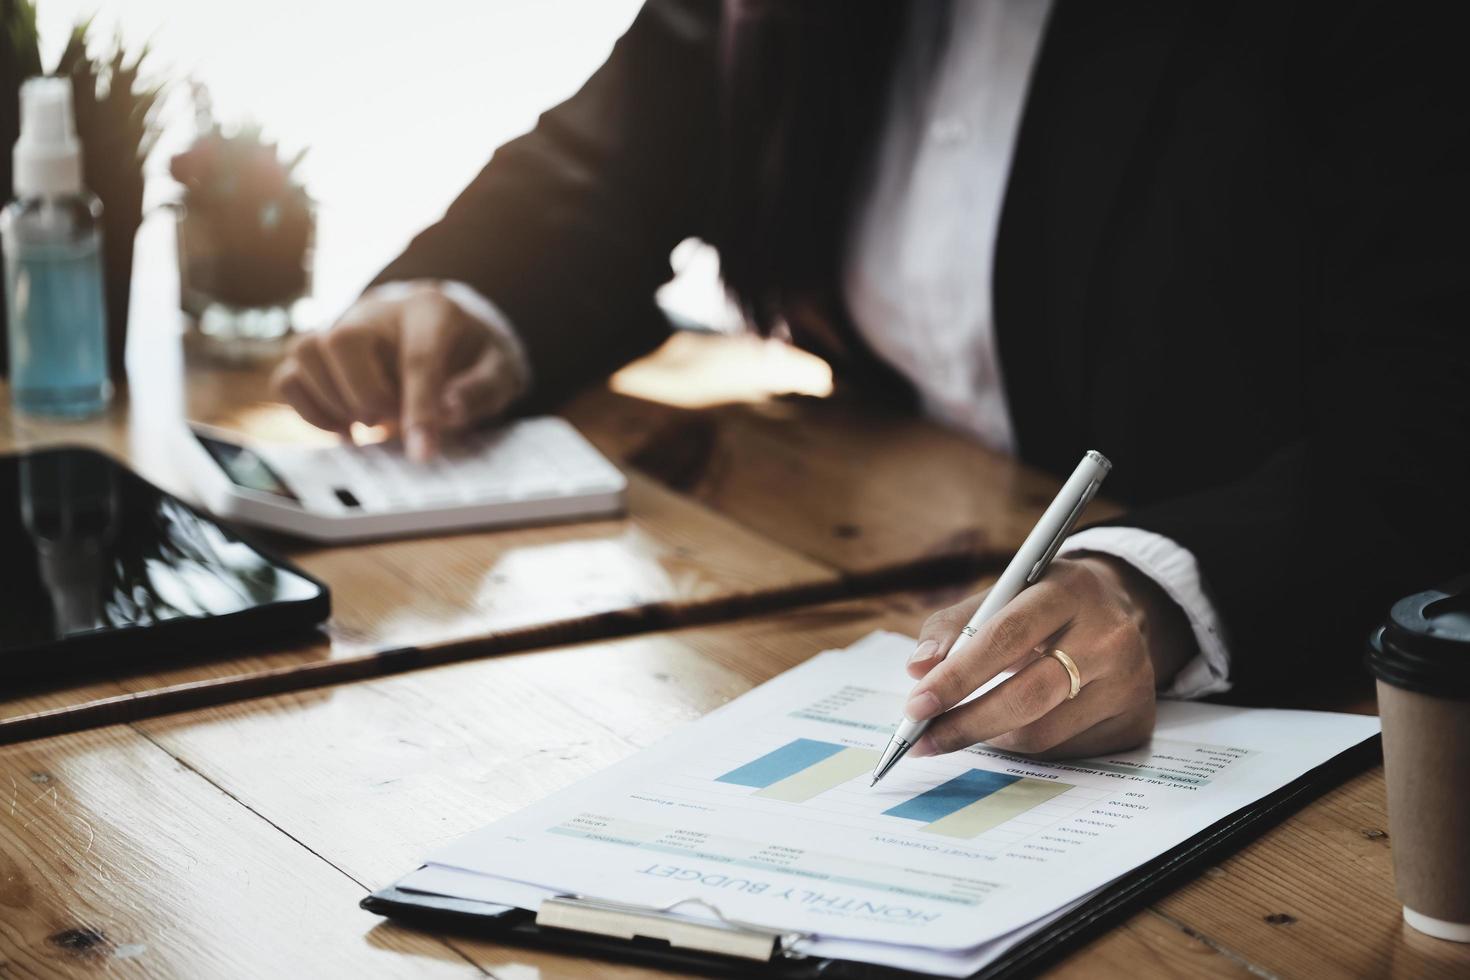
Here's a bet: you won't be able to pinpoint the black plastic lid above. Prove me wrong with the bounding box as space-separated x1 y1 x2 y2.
1366 577 1470 699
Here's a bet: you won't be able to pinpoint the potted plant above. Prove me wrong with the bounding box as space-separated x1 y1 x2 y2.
171 92 313 341
54 22 164 378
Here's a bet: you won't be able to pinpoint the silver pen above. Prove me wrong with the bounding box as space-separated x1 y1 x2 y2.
870 450 1113 787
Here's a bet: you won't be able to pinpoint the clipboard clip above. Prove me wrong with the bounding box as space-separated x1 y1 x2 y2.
535 894 808 962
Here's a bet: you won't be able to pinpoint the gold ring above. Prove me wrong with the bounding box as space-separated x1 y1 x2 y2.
1048 649 1082 700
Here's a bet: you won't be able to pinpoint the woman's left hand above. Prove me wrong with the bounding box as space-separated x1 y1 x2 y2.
903 555 1194 760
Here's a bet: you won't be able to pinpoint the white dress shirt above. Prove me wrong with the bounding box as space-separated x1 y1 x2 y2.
375 0 1232 698
843 0 1230 699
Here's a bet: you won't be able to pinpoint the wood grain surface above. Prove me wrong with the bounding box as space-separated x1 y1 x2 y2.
0 724 487 977
566 332 1123 585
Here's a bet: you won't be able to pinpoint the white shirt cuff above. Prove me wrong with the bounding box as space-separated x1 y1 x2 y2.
360 279 533 401
1058 526 1232 700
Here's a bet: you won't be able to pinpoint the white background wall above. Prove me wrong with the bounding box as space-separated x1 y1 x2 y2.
32 0 735 330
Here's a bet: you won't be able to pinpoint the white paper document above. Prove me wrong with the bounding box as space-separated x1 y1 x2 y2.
404 631 1379 974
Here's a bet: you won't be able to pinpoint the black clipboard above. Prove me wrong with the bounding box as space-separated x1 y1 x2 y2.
363 734 1380 978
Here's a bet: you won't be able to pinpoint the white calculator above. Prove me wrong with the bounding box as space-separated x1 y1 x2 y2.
178 417 627 542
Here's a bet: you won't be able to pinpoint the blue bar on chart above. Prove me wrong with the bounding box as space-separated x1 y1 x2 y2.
716 738 882 803
884 769 1074 839
717 739 846 788
884 769 1021 822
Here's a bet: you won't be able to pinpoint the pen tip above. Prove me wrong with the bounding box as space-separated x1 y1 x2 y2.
869 777 879 788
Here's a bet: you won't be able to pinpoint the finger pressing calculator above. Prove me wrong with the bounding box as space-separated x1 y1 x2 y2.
178 417 627 542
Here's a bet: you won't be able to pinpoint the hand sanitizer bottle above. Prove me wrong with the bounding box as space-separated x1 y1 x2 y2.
1 77 110 418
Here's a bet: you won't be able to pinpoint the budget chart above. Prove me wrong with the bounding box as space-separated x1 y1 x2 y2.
420 632 1378 955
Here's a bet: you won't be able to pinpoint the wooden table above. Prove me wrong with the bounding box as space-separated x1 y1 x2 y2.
2 325 1086 742
3 588 1464 979
0 328 840 740
4 300 1454 980
563 331 1105 586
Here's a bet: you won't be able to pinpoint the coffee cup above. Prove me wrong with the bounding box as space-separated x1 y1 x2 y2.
1366 579 1470 942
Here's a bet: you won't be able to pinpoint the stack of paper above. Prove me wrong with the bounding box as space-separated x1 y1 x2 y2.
388 631 1380 976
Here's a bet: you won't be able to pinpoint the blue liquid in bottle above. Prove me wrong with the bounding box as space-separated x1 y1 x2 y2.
3 76 111 419
3 225 110 418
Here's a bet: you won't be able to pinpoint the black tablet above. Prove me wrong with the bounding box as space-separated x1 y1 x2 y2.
1 446 330 679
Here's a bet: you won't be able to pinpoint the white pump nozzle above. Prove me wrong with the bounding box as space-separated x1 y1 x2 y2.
13 77 84 198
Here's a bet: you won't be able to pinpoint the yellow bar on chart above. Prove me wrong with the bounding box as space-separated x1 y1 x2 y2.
755 747 881 803
922 778 1072 838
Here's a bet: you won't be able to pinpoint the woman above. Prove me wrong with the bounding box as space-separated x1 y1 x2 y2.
272 0 1470 758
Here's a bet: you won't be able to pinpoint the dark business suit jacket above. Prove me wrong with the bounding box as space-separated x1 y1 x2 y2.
375 0 1470 693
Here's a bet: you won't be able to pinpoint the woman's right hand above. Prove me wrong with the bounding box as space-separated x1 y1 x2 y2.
271 285 524 461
